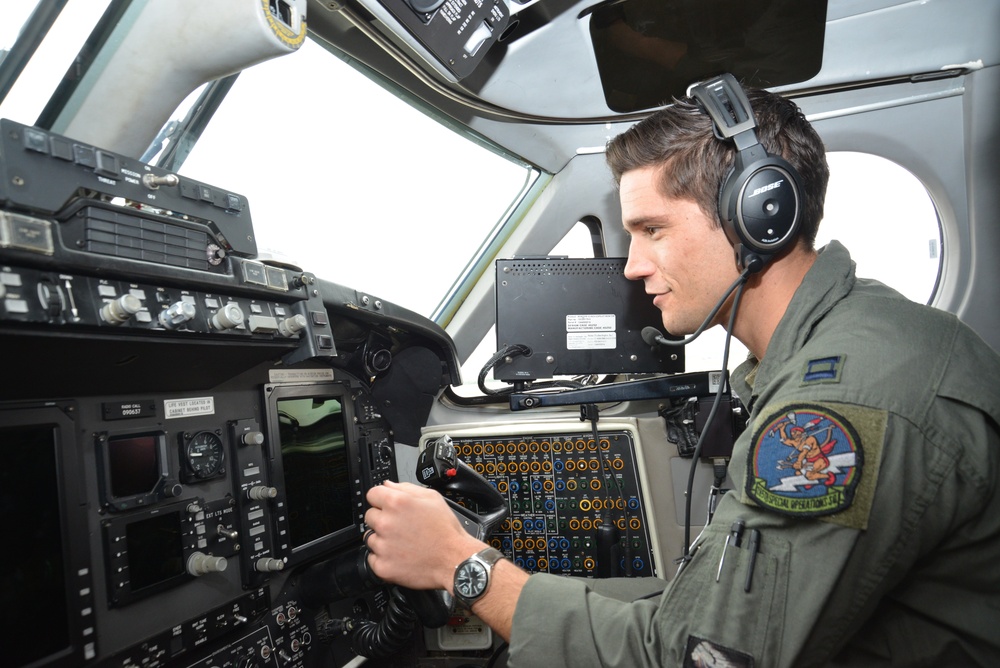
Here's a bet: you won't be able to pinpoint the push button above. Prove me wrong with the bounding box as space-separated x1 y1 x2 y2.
23 128 48 154
94 151 120 178
73 144 97 168
50 137 73 161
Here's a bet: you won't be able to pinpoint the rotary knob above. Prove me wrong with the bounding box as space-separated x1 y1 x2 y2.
248 485 278 501
186 552 228 576
158 301 196 329
255 558 285 573
211 302 245 330
100 294 142 325
241 431 265 446
277 314 308 338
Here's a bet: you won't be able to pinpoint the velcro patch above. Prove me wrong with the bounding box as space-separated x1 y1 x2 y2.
746 403 866 520
801 355 845 385
684 636 754 667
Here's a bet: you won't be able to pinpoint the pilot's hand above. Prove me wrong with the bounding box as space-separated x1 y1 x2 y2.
365 481 484 592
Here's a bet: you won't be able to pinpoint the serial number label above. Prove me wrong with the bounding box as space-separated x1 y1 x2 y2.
566 314 616 332
102 400 156 421
164 396 215 419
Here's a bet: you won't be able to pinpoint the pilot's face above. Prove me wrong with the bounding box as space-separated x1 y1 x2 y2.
621 166 740 336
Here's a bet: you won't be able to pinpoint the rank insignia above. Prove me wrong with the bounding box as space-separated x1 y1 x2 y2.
801 355 844 384
746 404 863 517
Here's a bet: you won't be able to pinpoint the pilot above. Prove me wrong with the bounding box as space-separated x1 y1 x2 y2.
364 76 1000 666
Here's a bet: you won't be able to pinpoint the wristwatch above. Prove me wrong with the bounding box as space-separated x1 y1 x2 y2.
452 547 505 609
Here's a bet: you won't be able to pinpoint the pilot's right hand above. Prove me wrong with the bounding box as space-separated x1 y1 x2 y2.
364 480 486 594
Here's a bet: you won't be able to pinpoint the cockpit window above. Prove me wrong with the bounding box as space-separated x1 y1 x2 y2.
684 150 943 375
0 1 111 125
173 37 532 319
819 151 941 304
587 0 828 112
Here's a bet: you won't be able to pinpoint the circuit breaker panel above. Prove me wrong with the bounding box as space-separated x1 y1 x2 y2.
421 421 660 578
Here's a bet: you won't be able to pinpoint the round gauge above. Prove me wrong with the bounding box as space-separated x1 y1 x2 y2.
186 431 225 479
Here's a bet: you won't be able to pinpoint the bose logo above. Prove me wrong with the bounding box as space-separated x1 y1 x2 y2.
748 179 784 198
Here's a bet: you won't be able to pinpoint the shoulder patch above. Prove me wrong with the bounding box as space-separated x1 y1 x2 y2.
746 403 864 519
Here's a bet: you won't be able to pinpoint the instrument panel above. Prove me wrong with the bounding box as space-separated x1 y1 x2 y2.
0 117 458 668
2 376 399 668
422 420 662 580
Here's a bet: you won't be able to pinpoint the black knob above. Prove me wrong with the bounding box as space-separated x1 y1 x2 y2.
405 0 446 13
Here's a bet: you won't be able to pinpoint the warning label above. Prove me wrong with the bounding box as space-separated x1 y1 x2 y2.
164 396 215 419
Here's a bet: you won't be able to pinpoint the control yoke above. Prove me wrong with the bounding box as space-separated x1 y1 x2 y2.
400 436 510 626
416 435 509 538
298 436 508 642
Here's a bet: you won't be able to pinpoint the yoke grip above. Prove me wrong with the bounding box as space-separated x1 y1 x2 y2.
416 435 508 537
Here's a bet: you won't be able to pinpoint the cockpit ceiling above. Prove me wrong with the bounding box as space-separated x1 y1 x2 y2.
309 0 992 123
310 0 826 118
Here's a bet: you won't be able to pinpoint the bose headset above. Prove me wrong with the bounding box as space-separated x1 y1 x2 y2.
687 73 803 274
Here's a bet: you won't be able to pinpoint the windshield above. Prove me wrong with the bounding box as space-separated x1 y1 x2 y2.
173 38 532 319
0 2 113 125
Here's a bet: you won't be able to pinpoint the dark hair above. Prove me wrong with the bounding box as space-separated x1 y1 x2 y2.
606 84 829 249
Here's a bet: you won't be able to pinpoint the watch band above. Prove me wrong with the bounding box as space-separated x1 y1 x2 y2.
452 547 505 609
473 546 505 570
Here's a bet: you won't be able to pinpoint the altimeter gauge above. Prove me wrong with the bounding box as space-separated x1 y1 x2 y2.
184 431 225 480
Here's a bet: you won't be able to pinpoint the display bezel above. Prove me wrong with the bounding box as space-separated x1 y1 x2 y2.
263 382 364 567
0 401 94 668
95 430 178 512
101 500 193 607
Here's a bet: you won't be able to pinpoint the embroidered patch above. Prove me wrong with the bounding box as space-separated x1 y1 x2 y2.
684 636 754 667
746 403 863 517
801 355 845 384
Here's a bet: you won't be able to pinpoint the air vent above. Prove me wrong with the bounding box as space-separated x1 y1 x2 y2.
504 259 624 277
81 206 210 270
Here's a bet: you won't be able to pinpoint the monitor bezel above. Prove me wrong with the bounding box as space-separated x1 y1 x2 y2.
94 429 178 512
0 401 94 668
263 382 365 567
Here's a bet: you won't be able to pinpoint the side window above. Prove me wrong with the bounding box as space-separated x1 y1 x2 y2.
684 151 943 374
817 152 941 304
461 154 944 387
550 218 603 258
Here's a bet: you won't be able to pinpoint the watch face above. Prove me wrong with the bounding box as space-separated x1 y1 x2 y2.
455 561 488 600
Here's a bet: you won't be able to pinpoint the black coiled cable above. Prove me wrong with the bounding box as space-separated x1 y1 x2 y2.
349 587 418 658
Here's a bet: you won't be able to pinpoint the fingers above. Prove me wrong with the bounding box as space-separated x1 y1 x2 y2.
361 480 470 590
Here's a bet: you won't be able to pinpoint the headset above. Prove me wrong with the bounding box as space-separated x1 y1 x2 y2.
687 73 803 274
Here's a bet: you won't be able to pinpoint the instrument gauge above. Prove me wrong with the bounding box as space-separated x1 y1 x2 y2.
185 431 225 479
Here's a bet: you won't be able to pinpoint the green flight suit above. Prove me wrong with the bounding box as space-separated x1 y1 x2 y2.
508 241 1000 667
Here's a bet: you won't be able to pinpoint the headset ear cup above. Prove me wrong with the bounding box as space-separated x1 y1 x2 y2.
735 161 801 253
721 159 802 270
690 74 804 273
